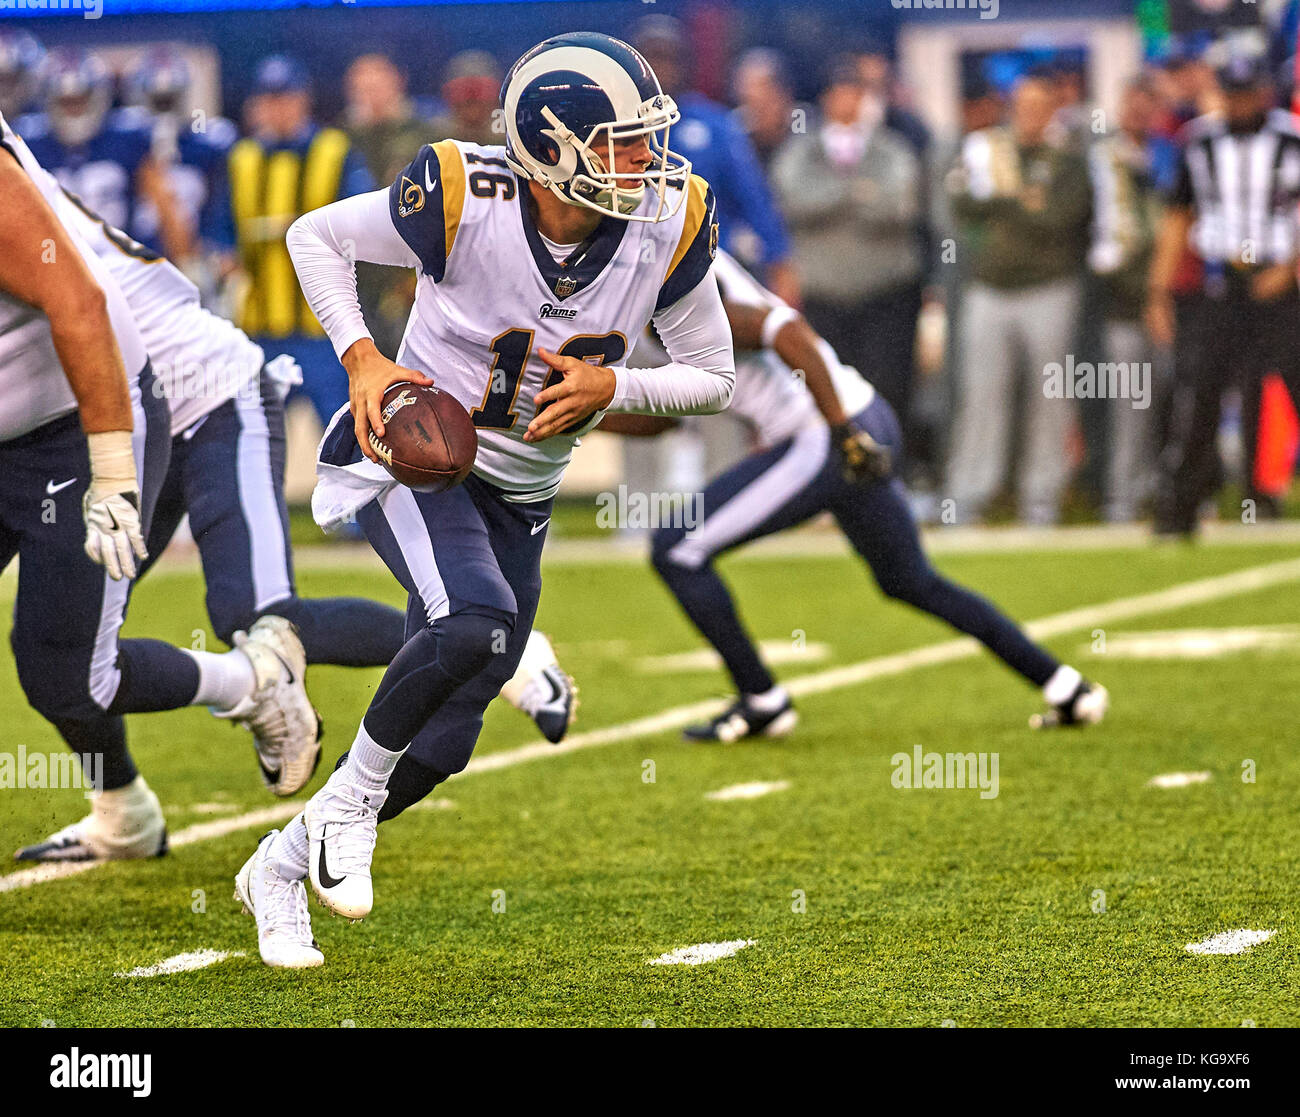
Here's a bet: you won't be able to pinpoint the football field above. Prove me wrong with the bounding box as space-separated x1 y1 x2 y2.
2 531 1299 1027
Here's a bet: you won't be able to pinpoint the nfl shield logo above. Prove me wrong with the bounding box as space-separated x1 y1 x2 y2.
554 274 578 298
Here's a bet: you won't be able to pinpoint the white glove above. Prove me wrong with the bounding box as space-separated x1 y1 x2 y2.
82 430 148 581
83 489 148 580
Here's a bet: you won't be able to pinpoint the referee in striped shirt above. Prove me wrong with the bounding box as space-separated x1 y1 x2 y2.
1147 49 1300 536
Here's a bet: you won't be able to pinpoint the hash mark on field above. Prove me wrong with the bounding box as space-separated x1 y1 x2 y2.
1148 771 1212 789
1185 929 1276 956
115 948 245 978
1084 625 1300 660
648 939 756 966
5 557 1300 894
704 780 790 802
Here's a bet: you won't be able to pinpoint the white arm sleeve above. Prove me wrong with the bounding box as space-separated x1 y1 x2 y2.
608 269 735 415
286 188 419 361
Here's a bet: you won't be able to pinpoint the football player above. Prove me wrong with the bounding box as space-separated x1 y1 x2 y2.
234 32 734 968
511 249 1108 741
43 171 410 788
0 112 319 863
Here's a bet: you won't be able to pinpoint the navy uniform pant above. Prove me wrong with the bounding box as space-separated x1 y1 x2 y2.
347 472 550 819
0 365 202 789
140 371 404 666
651 395 1060 697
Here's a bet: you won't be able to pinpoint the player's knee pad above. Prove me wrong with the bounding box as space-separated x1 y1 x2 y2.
11 636 105 723
431 609 514 685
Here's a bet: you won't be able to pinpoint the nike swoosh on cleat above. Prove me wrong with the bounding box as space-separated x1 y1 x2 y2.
316 830 346 889
271 650 296 686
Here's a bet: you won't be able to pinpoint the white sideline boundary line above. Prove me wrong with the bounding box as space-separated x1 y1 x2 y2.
4 556 1300 895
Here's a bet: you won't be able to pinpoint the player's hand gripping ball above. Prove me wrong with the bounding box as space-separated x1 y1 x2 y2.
367 382 478 492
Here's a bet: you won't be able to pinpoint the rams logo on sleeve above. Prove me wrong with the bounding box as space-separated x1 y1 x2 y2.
397 175 425 218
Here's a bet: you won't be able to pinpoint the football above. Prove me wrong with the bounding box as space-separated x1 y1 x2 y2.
367 382 477 492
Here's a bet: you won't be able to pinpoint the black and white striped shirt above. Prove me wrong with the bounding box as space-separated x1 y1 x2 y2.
1169 108 1300 267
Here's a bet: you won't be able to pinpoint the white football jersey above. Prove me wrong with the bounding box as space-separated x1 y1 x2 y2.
632 249 874 449
0 112 148 442
52 186 264 436
325 139 720 502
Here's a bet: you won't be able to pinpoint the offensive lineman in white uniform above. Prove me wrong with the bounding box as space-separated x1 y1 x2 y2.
0 113 318 865
232 33 734 968
49 183 420 796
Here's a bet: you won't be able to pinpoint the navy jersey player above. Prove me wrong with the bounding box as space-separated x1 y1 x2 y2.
590 250 1109 740
123 49 240 264
233 33 734 968
20 50 156 244
0 113 320 864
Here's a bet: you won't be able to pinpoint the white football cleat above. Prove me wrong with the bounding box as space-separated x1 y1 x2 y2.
305 768 386 920
234 830 324 969
217 615 321 796
499 630 578 744
14 776 167 862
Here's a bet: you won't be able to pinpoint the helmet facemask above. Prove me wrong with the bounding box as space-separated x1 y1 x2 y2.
533 94 691 223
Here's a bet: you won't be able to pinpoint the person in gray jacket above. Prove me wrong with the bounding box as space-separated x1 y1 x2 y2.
771 57 925 429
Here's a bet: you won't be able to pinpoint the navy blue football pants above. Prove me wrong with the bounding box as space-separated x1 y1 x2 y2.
343 472 550 819
0 366 202 790
651 395 1060 697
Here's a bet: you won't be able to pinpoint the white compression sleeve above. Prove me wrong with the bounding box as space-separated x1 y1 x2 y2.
285 188 419 360
608 269 735 415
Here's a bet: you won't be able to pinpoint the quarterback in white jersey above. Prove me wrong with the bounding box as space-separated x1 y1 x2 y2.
238 32 733 969
0 112 319 867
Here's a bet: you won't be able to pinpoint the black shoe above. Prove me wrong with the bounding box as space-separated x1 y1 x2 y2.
683 695 798 743
1030 681 1109 730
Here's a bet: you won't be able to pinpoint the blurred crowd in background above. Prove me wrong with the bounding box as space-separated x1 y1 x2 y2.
2 5 1299 533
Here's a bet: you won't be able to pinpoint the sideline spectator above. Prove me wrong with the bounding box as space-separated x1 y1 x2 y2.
343 53 429 358
944 75 1092 525
771 57 924 429
429 50 502 147
732 48 801 172
1088 78 1169 522
631 15 798 303
228 55 373 428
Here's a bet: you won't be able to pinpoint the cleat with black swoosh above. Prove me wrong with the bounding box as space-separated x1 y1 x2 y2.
234 829 324 968
499 631 577 744
305 768 386 920
215 615 322 796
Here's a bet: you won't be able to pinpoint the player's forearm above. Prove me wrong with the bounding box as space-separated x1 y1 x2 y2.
49 288 134 434
287 189 417 360
771 316 849 428
616 271 734 415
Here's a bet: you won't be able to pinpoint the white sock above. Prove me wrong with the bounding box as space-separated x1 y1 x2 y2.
94 775 151 813
269 813 309 880
187 648 257 710
343 722 402 791
746 685 789 713
1043 665 1083 707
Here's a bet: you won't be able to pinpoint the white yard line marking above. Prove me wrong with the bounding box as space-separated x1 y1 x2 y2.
0 802 302 894
115 949 245 978
704 780 791 802
638 641 829 675
1148 771 1213 789
648 939 756 966
1185 929 1276 956
5 557 1300 894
